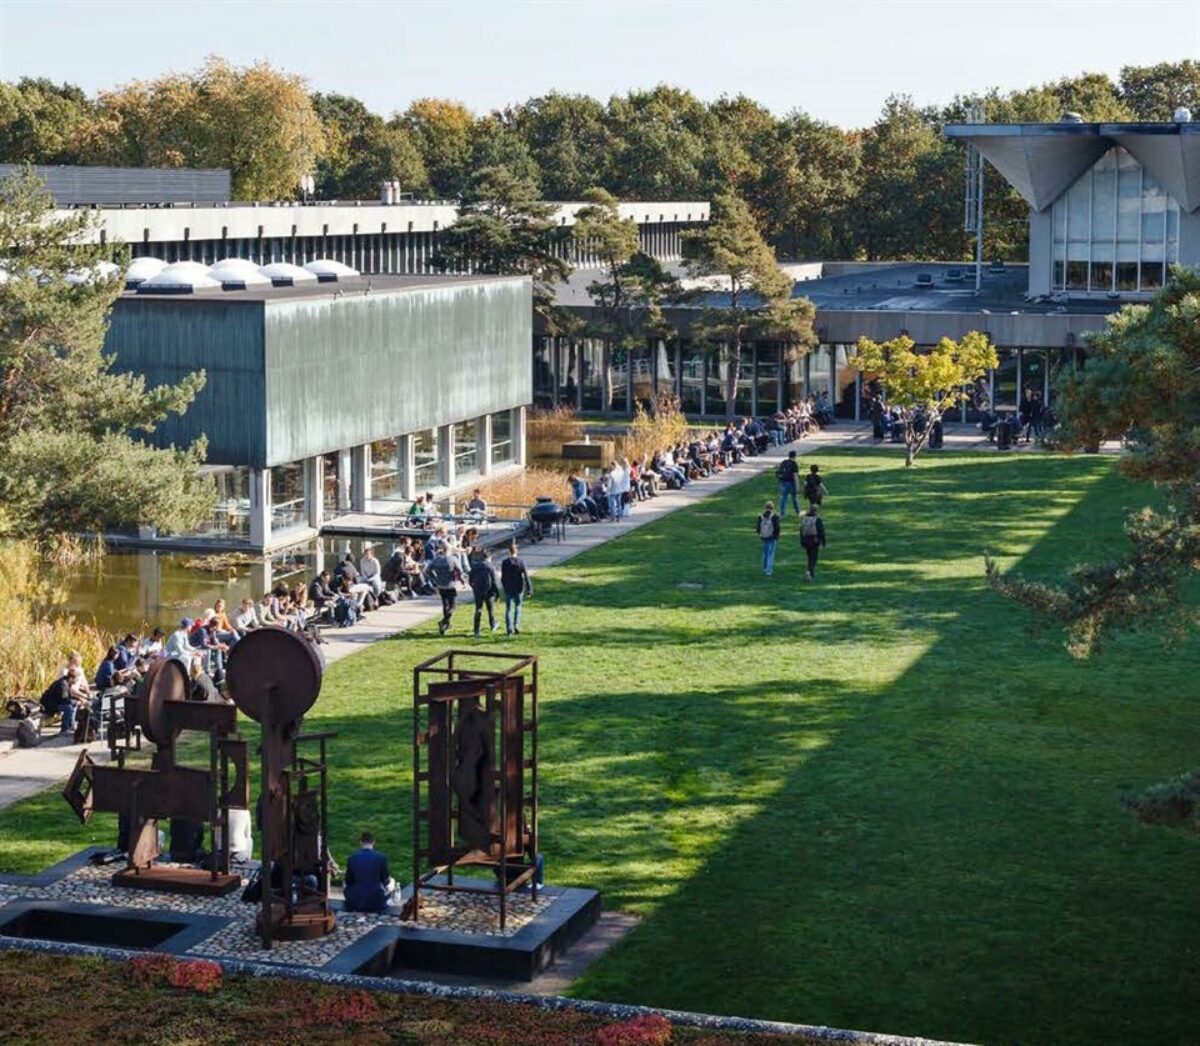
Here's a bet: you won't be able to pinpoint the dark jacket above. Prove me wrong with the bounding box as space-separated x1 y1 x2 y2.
777 458 799 485
427 554 456 591
755 512 781 541
468 559 499 600
343 846 390 913
500 555 532 598
309 576 335 607
800 515 827 547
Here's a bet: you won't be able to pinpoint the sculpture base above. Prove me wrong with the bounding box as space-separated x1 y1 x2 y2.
112 866 242 897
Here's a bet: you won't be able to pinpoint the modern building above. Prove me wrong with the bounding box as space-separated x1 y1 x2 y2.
536 116 1198 421
108 270 531 551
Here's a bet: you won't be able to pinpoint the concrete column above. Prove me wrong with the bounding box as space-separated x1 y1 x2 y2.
249 467 271 550
514 406 527 467
334 450 351 511
304 456 324 529
439 424 455 488
478 413 493 476
398 433 416 501
350 444 371 512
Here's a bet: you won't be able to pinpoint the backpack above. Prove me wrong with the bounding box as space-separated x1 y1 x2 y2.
17 718 42 748
775 461 789 482
805 475 825 503
334 596 358 627
801 514 820 541
758 514 776 540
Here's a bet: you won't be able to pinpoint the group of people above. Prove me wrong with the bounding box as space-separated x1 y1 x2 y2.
758 452 829 580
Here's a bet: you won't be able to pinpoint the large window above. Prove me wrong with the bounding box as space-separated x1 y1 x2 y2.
454 419 479 479
1051 146 1181 294
755 343 781 415
608 346 630 413
631 344 654 411
680 347 703 414
655 339 677 403
834 344 857 418
558 340 580 408
491 410 514 467
371 437 401 501
200 466 250 540
412 428 438 492
807 345 832 402
270 461 305 534
705 351 727 417
580 339 604 412
533 336 555 407
322 452 348 515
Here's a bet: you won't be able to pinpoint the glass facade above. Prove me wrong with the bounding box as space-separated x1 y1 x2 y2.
490 409 514 467
1051 146 1180 294
755 343 781 415
412 428 439 492
533 336 555 407
370 436 401 501
202 466 250 540
679 346 704 414
453 419 479 479
579 339 604 411
270 461 306 534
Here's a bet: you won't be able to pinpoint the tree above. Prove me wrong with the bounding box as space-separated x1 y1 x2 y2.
468 115 541 190
0 170 214 540
683 192 816 420
432 166 571 329
505 92 609 199
604 86 716 199
850 332 998 466
400 98 476 198
93 57 324 200
1120 60 1200 120
312 92 427 199
572 187 680 413
0 78 96 165
986 270 1200 657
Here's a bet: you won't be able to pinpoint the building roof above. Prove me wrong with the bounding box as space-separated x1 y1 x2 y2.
0 163 231 205
118 272 528 304
944 122 1200 211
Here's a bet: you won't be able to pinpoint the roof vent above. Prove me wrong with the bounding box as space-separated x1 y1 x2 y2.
1060 111 1084 124
1174 106 1193 123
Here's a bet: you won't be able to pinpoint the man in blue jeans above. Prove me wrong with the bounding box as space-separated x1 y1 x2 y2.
500 544 532 635
776 450 800 516
755 501 781 577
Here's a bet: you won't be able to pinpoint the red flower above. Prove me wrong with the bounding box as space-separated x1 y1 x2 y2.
595 1013 672 1046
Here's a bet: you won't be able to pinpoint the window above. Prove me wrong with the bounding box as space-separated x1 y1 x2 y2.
454 419 479 478
413 429 438 492
705 351 727 416
608 346 630 413
580 339 604 412
1051 146 1181 294
323 452 347 515
756 342 782 416
807 345 832 401
200 466 250 540
491 410 514 467
270 461 305 534
371 437 400 501
631 344 654 411
533 337 555 408
558 340 579 408
655 339 677 403
679 347 703 414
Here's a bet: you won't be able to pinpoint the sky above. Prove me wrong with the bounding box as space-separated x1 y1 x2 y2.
1 0 1198 129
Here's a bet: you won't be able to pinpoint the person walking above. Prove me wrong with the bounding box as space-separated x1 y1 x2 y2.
776 450 800 516
427 548 458 635
500 544 532 635
804 464 828 508
756 501 781 577
800 504 827 581
468 550 500 637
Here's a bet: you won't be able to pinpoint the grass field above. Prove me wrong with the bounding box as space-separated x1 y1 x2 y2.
2 450 1198 1045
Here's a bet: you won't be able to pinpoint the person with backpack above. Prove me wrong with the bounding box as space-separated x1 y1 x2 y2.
804 464 827 508
800 504 827 581
500 544 532 635
427 548 459 635
468 550 500 637
776 450 800 516
755 501 781 577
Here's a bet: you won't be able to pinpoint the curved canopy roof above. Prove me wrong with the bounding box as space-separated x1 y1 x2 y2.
944 122 1200 212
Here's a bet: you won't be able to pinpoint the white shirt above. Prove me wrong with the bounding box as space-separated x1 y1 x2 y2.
165 628 192 659
360 556 380 582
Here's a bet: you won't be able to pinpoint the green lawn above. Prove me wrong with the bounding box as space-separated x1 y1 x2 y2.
3 450 1198 1045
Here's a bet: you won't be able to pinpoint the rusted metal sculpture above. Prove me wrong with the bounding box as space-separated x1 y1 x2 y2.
406 650 539 930
62 658 248 896
226 626 336 947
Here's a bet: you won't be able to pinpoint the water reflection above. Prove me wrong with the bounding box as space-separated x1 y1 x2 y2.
53 536 407 637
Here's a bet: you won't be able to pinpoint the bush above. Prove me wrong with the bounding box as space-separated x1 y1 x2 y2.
528 405 585 446
126 954 222 994
619 392 690 463
595 1013 673 1046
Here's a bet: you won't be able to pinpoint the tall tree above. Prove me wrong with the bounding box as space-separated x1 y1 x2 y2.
572 187 679 413
683 191 816 419
1120 60 1200 120
93 57 324 200
432 166 571 329
0 170 214 539
0 78 96 165
505 92 609 199
604 86 716 199
850 332 998 466
987 270 1200 656
400 98 476 199
312 92 427 199
468 115 542 190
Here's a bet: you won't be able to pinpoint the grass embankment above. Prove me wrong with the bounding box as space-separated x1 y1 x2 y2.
2 451 1197 1045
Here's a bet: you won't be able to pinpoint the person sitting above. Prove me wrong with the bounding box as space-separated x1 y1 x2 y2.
210 599 240 646
566 474 599 521
165 620 197 671
190 617 229 682
95 645 133 693
359 547 384 597
233 598 259 634
308 570 337 618
189 657 222 702
342 831 395 913
466 488 488 515
138 628 166 659
115 634 140 672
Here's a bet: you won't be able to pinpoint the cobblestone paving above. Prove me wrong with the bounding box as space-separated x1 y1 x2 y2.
1 861 556 970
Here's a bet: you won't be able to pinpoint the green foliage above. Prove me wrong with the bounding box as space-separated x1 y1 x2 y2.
312 92 427 199
505 92 611 199
684 192 816 417
851 331 998 465
433 165 571 329
988 271 1200 656
0 78 95 165
1119 60 1200 120
398 97 476 198
0 169 213 539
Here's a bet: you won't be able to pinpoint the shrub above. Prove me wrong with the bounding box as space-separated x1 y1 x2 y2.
528 405 585 446
126 954 222 994
302 989 380 1025
595 1012 673 1046
619 391 690 463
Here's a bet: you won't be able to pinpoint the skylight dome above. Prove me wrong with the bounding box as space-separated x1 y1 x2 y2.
137 262 222 294
125 256 168 287
209 259 272 289
259 262 318 286
303 259 360 282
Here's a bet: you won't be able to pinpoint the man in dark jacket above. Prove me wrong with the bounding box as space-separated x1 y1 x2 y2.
468 551 500 637
308 570 336 612
343 831 394 913
499 544 532 636
777 451 800 516
800 504 827 581
755 501 781 577
804 464 827 507
427 550 458 635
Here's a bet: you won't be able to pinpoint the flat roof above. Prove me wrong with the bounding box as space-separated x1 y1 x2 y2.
121 272 527 304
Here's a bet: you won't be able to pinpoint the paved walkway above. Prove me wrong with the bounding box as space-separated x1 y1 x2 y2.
0 426 855 811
